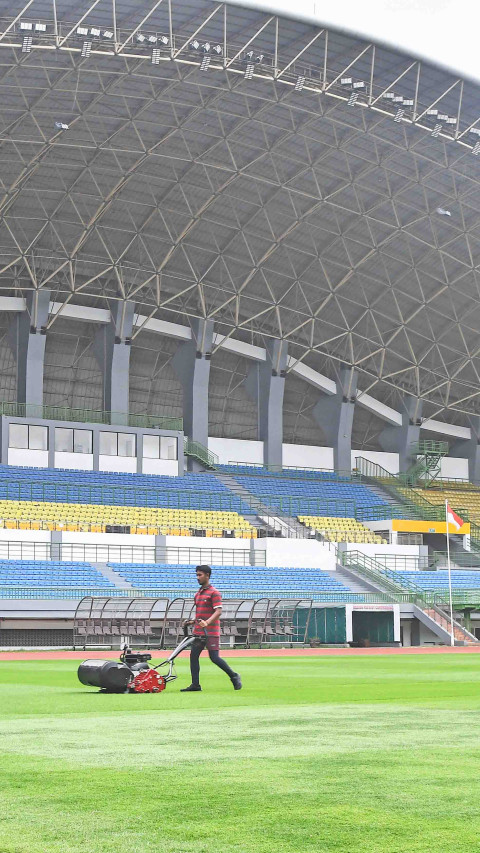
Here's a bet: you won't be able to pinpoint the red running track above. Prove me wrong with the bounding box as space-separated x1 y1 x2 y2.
1 646 480 661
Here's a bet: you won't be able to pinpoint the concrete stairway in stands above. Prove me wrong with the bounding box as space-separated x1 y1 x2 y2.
325 567 378 594
93 563 133 589
212 470 307 537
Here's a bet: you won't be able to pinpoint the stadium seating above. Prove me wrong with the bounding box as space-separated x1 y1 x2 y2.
393 570 480 590
109 563 354 599
224 467 391 519
0 560 114 589
412 484 480 525
298 516 387 544
0 500 256 537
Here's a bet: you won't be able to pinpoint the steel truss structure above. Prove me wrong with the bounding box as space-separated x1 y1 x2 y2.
1 0 480 444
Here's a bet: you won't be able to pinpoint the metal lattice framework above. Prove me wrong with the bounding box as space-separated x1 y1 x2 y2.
1 0 480 442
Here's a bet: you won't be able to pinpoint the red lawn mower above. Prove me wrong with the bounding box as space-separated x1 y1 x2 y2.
77 625 204 694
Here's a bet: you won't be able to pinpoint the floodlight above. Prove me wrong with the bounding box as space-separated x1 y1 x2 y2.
392 95 403 102
200 54 211 71
158 35 169 45
76 27 88 36
244 63 255 79
438 114 448 121
19 22 33 30
103 30 114 39
54 121 69 130
473 140 480 156
211 44 222 55
136 34 146 43
426 109 438 115
436 207 451 216
294 75 305 92
446 117 457 124
147 35 157 44
201 42 211 53
190 40 200 51
151 48 161 64
431 123 442 137
81 40 92 57
383 92 394 99
90 27 100 37
244 50 263 64
22 35 32 52
394 108 405 122
403 99 414 107
340 77 352 85
470 128 480 135
35 23 46 32
353 81 365 89
347 92 358 106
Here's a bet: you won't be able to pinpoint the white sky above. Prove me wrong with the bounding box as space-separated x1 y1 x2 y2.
232 0 480 82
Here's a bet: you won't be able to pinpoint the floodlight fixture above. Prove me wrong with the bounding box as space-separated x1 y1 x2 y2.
244 50 264 64
35 23 46 32
201 42 211 53
392 95 403 102
294 75 306 92
383 92 394 99
103 30 114 39
470 127 480 135
347 92 358 106
147 35 157 44
394 108 405 122
54 121 69 130
431 123 442 137
90 27 100 37
403 99 414 107
211 44 222 55
19 21 33 30
473 140 480 155
151 48 161 64
438 114 449 121
200 54 211 71
22 35 32 52
81 40 92 57
353 81 365 89
136 34 146 43
446 117 457 124
158 35 169 46
340 77 352 85
244 63 255 79
426 109 438 115
76 26 88 36
190 40 200 50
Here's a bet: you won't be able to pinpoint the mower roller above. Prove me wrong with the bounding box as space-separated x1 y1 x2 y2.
77 625 205 694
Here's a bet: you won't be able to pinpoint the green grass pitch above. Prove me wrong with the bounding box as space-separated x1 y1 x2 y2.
1 653 480 853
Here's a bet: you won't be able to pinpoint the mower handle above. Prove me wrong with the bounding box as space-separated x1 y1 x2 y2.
183 621 208 639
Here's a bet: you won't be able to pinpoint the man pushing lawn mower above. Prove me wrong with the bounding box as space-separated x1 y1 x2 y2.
181 565 242 692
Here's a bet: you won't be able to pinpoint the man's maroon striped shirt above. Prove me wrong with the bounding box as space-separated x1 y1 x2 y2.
194 584 222 649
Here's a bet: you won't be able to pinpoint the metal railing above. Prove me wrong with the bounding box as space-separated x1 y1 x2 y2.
355 457 445 521
224 462 356 480
184 439 218 469
0 401 182 432
0 542 265 566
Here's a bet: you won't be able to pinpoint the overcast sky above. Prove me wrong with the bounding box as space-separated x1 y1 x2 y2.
233 0 480 82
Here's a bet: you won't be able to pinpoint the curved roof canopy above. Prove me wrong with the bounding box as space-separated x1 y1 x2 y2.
1 0 480 426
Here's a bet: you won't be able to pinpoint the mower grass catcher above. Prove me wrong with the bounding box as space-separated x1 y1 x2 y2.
77 626 204 694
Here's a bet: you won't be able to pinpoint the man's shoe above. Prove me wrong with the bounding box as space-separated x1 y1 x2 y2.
180 684 202 692
231 673 242 690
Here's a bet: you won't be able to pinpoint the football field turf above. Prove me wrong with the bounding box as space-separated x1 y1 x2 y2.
1 653 480 853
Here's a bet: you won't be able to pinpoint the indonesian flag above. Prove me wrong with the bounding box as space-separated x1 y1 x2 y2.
446 503 464 531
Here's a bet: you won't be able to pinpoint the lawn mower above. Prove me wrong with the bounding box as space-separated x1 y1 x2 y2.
77 625 205 694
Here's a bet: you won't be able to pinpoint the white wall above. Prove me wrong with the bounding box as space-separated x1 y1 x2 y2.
440 456 468 480
208 437 263 465
351 450 399 474
8 449 48 468
98 455 137 473
54 452 93 471
142 459 178 476
282 444 333 469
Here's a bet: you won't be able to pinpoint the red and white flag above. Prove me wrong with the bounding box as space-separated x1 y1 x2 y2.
446 503 464 531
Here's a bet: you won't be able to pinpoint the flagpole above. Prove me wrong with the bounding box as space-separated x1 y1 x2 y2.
445 499 455 647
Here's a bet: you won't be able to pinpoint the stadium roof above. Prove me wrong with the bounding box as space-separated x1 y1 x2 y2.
1 0 480 445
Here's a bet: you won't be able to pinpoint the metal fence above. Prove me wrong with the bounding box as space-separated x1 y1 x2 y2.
0 400 182 432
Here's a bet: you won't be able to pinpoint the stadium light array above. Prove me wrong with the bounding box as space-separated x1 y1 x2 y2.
347 92 358 106
431 123 442 137
90 28 101 37
22 35 32 52
200 54 211 71
394 108 405 122
76 27 88 36
294 75 305 92
473 140 480 155
19 21 33 30
81 40 92 58
103 30 114 39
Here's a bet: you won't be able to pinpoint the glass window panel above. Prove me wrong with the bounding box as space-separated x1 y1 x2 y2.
160 436 177 460
9 423 28 449
29 425 48 451
74 430 92 454
143 434 160 459
99 431 117 456
55 428 73 453
118 432 136 457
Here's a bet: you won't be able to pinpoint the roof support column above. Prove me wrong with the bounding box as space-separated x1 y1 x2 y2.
172 318 213 463
245 339 288 470
379 396 423 473
312 367 357 472
450 417 480 483
8 289 50 409
94 301 134 423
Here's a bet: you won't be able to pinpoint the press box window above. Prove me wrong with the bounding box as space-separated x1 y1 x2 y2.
100 431 136 457
55 428 92 454
9 423 48 450
143 434 177 460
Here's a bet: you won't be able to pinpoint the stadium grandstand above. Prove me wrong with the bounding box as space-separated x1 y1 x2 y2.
2 0 480 651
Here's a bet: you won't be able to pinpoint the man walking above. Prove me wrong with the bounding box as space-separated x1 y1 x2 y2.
181 565 242 692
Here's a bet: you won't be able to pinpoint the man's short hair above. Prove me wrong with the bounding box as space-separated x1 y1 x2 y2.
196 564 212 577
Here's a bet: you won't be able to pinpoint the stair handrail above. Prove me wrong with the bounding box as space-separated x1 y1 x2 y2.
355 456 445 521
341 549 427 600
